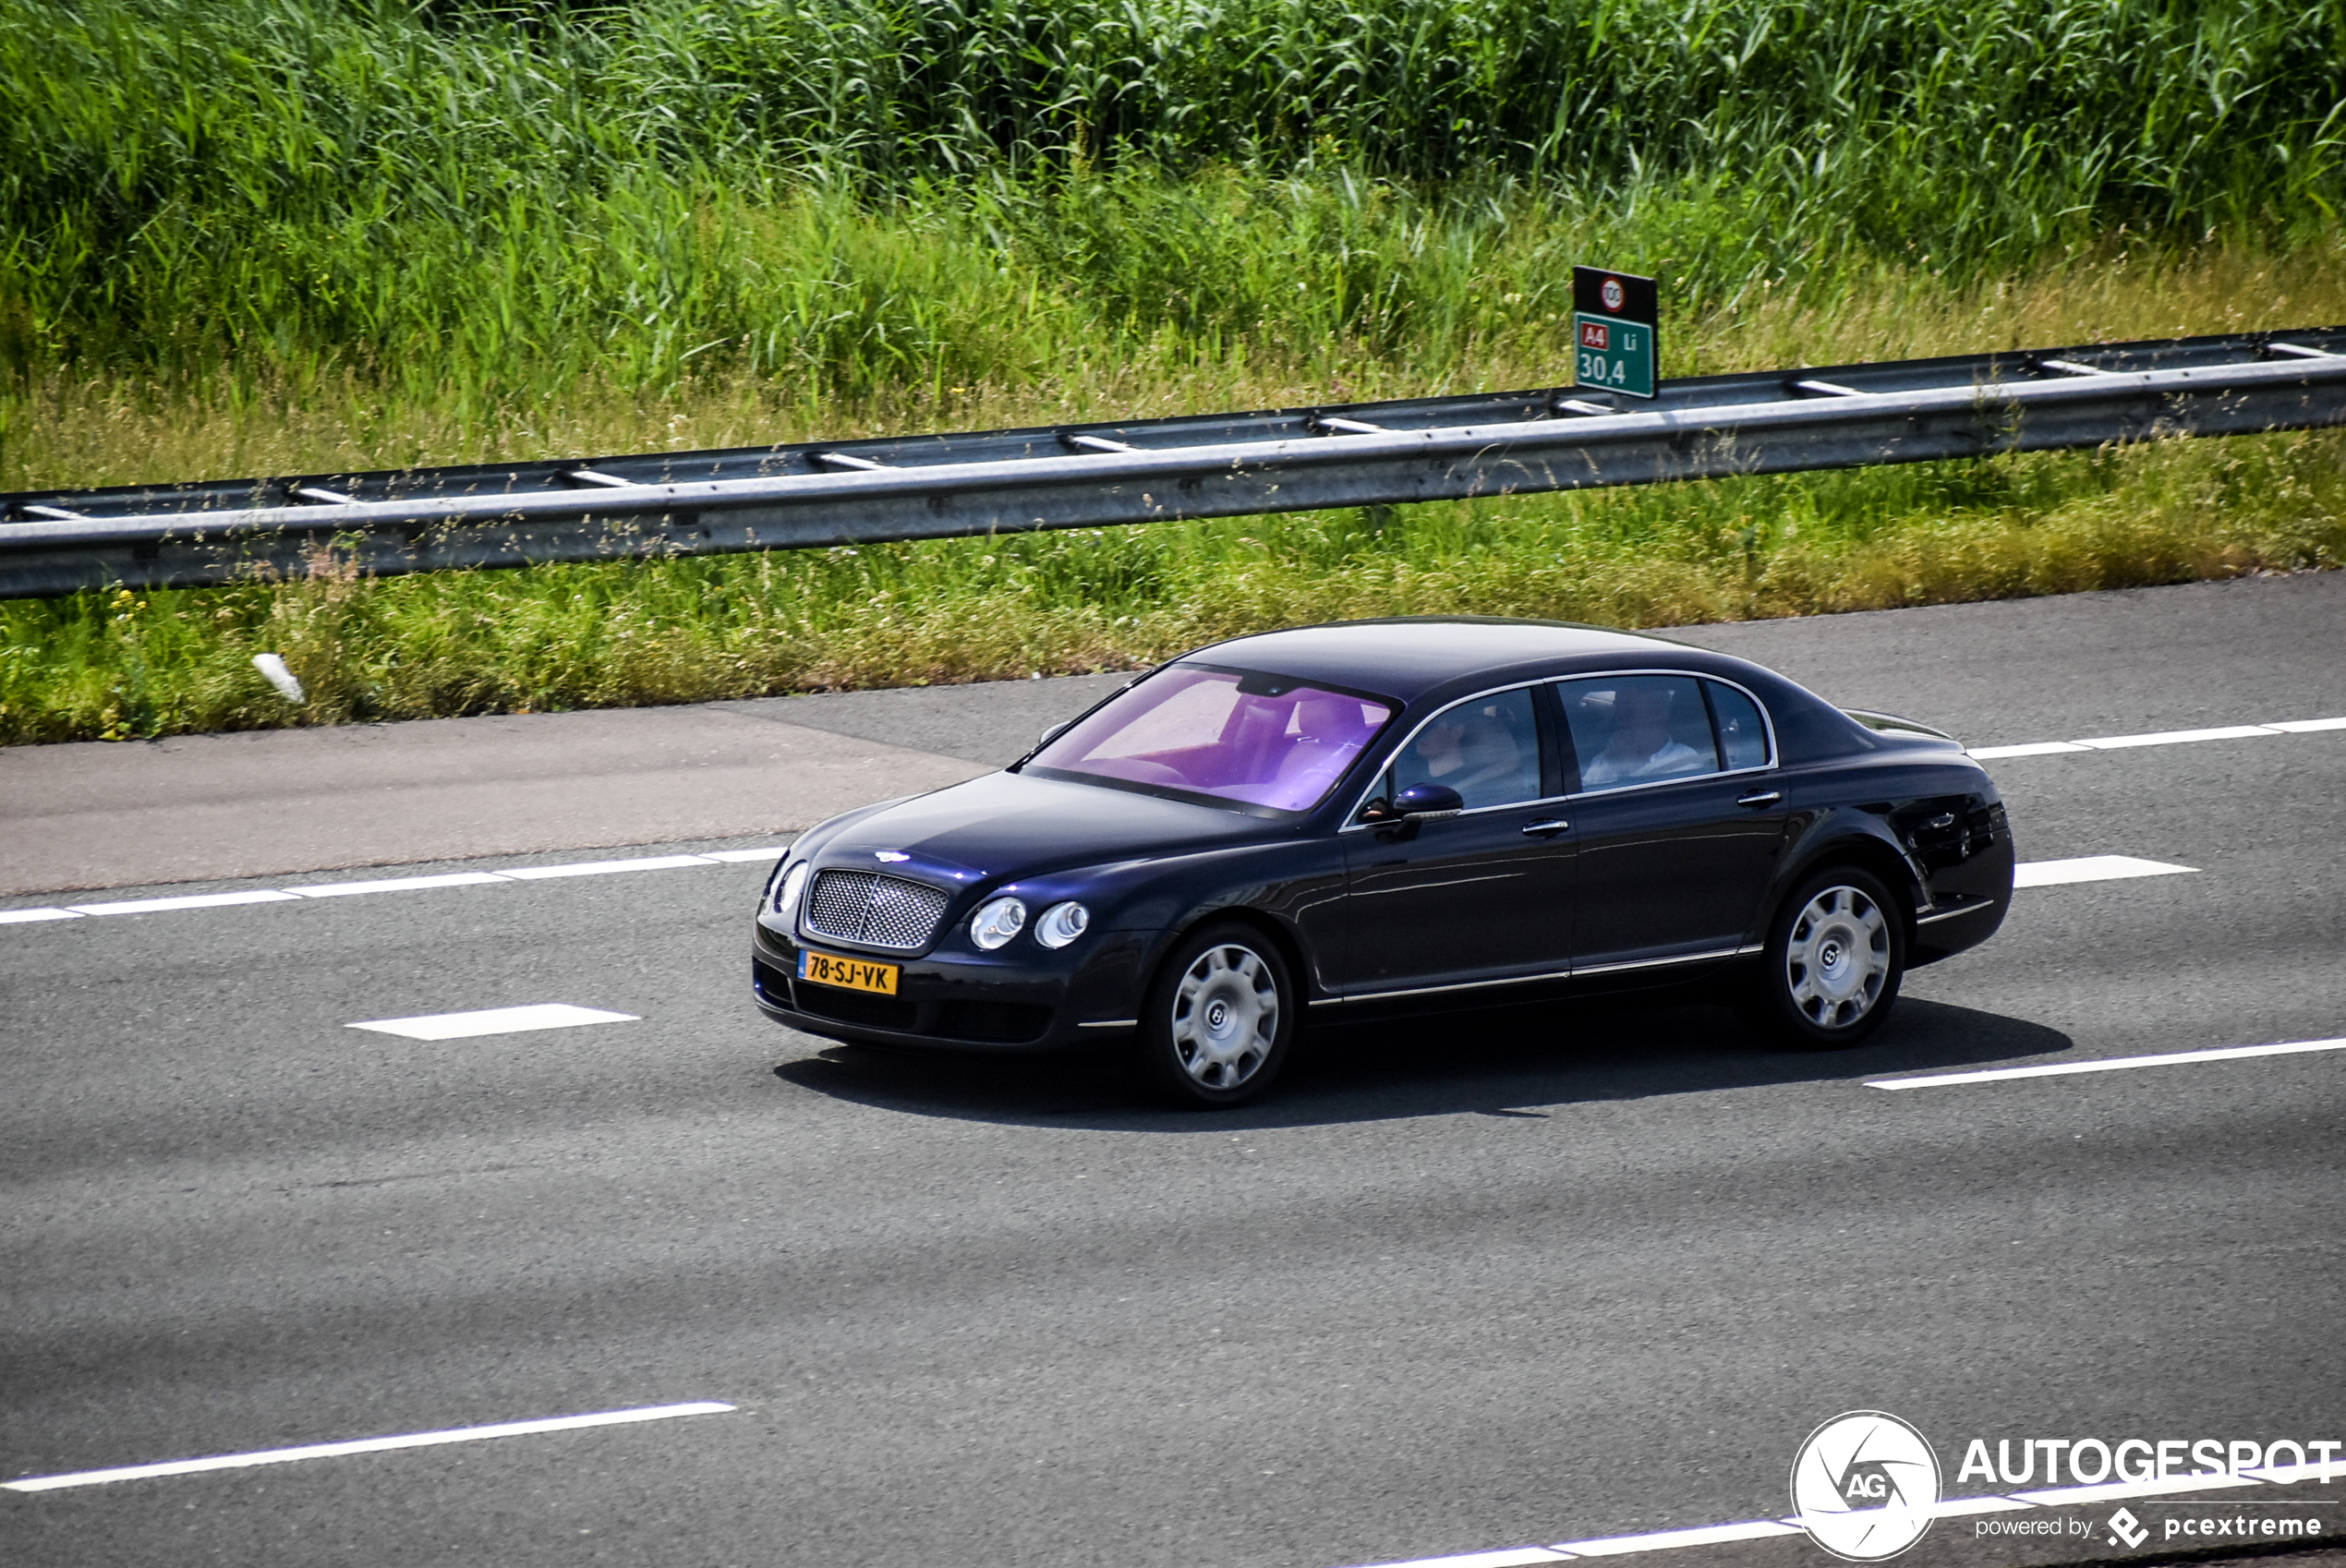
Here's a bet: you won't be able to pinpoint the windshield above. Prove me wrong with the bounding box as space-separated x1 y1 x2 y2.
1026 665 1397 814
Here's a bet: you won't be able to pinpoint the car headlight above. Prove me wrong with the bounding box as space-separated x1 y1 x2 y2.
773 862 810 919
969 895 1027 950
1034 900 1090 948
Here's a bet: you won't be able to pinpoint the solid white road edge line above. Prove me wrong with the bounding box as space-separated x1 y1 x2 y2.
1 1402 736 1493
2010 855 2196 887
1336 1461 2342 1568
1969 715 2345 759
1868 1036 2346 1090
12 846 795 922
346 1004 641 1041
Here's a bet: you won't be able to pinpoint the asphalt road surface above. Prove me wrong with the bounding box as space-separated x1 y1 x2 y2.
4 573 2341 1568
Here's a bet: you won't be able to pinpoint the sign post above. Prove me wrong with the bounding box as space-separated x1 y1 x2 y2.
1571 266 1659 399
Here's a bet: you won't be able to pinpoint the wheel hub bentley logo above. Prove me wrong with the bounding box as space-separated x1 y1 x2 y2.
1791 1411 1941 1561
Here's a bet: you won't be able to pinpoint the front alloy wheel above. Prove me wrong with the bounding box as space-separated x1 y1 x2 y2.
1139 923 1296 1107
1746 866 1905 1049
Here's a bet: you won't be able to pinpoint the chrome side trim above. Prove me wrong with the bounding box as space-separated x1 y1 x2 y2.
1323 966 1575 1005
1916 900 1993 925
1572 945 1749 978
1327 942 1756 1004
1077 1019 1139 1029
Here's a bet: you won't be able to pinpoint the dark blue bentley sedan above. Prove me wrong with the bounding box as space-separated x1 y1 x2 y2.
752 618 2013 1106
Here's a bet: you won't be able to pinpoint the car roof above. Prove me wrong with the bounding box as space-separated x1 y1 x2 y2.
1185 617 1701 705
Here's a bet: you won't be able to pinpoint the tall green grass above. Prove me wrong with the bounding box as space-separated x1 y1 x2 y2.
5 0 2340 406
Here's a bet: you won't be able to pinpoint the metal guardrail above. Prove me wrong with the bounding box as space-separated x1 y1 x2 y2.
4 328 2342 597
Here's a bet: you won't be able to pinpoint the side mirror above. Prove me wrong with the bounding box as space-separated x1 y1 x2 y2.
1392 782 1465 818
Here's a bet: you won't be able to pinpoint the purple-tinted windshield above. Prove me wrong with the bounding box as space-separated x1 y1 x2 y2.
1027 666 1396 813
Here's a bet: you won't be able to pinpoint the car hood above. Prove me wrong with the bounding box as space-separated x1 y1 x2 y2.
810 769 1287 883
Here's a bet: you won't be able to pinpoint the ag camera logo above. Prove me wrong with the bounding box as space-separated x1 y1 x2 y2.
1791 1411 1942 1561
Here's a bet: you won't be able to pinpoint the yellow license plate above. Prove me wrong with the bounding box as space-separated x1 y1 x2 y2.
798 948 901 995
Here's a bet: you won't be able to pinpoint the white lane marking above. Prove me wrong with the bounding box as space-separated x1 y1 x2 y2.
1868 1036 2346 1090
1 1401 734 1493
2075 724 2282 749
1967 742 2089 759
1553 1521 1803 1555
2012 854 2195 887
288 872 513 897
6 846 794 925
1970 715 2343 758
67 889 305 915
500 854 720 880
1341 1459 2343 1568
1349 1550 1572 1568
347 1004 640 1041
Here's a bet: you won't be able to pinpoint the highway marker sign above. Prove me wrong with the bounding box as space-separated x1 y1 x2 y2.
1572 266 1658 399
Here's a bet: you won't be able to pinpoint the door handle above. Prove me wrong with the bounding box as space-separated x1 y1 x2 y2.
1736 790 1783 808
1520 818 1571 837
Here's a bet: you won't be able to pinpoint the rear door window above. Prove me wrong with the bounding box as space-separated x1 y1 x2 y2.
1558 675 1720 790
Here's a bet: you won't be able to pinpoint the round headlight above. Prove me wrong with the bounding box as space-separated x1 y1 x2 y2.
1034 900 1090 948
773 861 810 918
968 895 1027 950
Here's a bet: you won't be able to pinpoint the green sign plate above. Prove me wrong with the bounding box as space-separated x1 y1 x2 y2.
1572 311 1655 398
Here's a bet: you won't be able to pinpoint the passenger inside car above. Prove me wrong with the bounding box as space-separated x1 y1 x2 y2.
1570 680 1716 787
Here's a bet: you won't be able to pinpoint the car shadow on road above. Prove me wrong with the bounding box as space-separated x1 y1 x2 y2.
768 995 2074 1132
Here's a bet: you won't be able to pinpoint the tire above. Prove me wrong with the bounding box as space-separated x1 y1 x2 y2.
1135 922 1297 1108
1742 865 1905 1050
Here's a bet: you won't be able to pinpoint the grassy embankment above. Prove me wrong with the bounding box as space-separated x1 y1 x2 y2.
3 0 2342 742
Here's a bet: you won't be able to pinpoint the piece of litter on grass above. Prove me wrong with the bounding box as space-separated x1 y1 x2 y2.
253 653 306 703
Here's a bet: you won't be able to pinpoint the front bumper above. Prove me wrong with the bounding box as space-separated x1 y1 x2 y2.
751 914 1147 1053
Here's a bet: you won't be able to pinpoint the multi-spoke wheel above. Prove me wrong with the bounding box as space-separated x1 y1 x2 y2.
1138 923 1296 1107
1743 866 1905 1049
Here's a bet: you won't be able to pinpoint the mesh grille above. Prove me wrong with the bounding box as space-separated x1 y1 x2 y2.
804 869 950 952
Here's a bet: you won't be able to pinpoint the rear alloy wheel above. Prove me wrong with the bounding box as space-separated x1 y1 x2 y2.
1138 923 1296 1108
1744 866 1905 1049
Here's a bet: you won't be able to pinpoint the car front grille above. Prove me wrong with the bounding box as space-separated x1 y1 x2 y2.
803 869 950 952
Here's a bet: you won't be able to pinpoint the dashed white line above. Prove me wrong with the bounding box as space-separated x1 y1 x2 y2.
1868 1036 2346 1090
2074 724 2282 750
0 907 82 923
2010 854 2196 887
1 1401 735 1493
1969 715 2344 759
346 1004 640 1041
1555 1520 1803 1555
